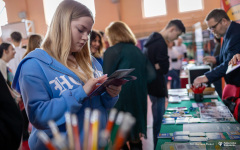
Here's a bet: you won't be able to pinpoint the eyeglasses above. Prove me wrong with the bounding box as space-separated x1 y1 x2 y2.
208 18 222 30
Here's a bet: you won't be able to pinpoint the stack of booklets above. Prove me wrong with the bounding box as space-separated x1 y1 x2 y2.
162 118 175 124
161 142 206 150
158 131 208 142
172 131 208 142
168 96 182 103
199 105 235 121
158 131 229 141
205 133 226 140
168 89 188 96
227 131 240 140
183 123 240 133
168 89 190 103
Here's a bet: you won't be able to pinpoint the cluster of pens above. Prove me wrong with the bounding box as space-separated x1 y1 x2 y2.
37 108 136 150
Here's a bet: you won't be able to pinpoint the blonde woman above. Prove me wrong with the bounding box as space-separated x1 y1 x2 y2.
23 34 43 58
12 1 121 149
103 21 155 149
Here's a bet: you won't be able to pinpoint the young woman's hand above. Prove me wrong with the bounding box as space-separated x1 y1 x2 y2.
83 74 108 95
106 85 122 97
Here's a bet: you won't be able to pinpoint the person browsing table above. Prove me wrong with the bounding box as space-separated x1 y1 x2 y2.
12 1 121 149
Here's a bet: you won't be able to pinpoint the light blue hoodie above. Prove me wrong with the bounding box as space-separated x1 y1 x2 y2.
12 49 118 150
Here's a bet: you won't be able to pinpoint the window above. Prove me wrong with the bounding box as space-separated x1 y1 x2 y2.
43 0 95 26
143 0 167 18
0 0 8 37
178 0 203 13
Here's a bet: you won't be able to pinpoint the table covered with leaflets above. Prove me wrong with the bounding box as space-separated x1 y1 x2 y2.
156 88 240 150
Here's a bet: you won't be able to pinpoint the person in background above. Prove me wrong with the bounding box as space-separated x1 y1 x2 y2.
23 34 43 58
0 71 23 150
103 21 156 150
7 31 26 75
212 36 222 97
166 41 181 89
0 43 21 101
90 30 104 66
213 36 221 56
194 9 240 87
143 19 185 149
99 30 109 50
174 37 188 62
0 43 15 84
12 1 121 150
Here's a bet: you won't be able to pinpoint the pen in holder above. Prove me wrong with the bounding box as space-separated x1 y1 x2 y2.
191 84 206 102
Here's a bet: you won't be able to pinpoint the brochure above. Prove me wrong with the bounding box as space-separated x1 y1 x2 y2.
162 118 175 124
226 61 240 74
168 96 181 103
206 133 226 140
229 135 240 140
173 131 190 136
88 68 136 97
157 133 173 138
189 137 207 142
189 132 206 137
172 136 189 142
227 131 240 136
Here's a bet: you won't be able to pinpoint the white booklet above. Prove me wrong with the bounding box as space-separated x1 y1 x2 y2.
226 61 240 74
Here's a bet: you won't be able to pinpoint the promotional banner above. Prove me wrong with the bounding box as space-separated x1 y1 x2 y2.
221 0 240 23
194 22 204 64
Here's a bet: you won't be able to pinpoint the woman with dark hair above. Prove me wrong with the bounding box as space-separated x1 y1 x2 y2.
0 43 15 84
0 43 20 101
90 30 104 66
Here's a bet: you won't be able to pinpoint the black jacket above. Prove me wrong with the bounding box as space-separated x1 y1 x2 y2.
143 32 169 97
205 21 240 86
0 72 23 149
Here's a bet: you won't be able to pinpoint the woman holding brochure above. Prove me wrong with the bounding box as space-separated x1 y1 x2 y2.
103 21 156 149
12 0 121 149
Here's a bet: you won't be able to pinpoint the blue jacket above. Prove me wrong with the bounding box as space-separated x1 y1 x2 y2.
12 49 118 150
205 21 240 86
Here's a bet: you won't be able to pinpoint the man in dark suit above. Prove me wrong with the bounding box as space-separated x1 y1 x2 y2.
0 72 23 149
194 9 240 87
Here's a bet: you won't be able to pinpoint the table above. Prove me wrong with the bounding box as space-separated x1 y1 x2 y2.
156 95 239 149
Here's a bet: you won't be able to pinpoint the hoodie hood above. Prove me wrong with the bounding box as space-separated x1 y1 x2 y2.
144 32 163 47
12 49 80 93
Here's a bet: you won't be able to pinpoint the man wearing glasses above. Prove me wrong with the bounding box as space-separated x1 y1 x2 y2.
194 9 240 87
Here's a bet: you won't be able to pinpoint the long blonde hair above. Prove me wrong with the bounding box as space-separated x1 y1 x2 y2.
23 34 43 58
105 21 137 46
41 0 94 83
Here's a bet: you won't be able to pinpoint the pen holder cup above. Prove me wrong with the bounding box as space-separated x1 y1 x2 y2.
194 93 203 102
